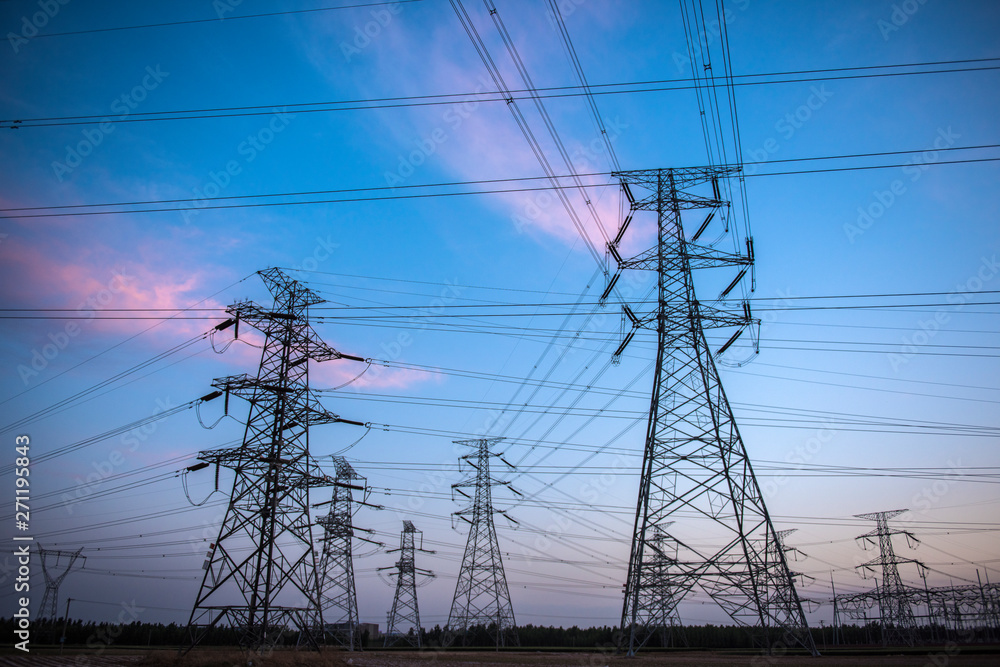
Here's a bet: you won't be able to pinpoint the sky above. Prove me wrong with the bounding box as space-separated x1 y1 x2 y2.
0 0 998 637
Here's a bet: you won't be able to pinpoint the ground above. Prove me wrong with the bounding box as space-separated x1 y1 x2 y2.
2 647 998 667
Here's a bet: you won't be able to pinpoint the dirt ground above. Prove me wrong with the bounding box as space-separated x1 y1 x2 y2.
129 647 999 667
4 648 996 667
335 649 1000 667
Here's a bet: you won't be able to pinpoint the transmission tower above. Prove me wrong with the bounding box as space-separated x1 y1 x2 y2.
645 524 689 648
855 509 923 646
447 438 519 648
760 530 816 634
609 168 817 656
315 456 380 650
37 545 84 620
381 521 434 647
184 268 365 653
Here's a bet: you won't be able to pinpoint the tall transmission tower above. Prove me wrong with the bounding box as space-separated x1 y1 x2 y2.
447 438 519 648
381 521 434 647
855 509 923 646
184 268 364 653
37 545 84 620
315 456 380 650
608 168 817 656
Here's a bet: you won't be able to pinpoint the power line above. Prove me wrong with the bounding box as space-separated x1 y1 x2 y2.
3 154 997 220
19 1 426 41
5 59 997 128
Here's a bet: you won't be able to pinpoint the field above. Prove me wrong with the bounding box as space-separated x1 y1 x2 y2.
4 646 998 667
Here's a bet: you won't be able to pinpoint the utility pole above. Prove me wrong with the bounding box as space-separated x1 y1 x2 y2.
447 438 519 648
830 574 840 646
381 521 434 647
855 509 923 646
60 597 72 652
184 268 365 653
608 168 817 656
315 457 380 650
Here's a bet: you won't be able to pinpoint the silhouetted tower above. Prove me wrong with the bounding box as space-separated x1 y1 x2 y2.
315 456 380 650
37 545 84 620
761 529 815 635
855 509 922 646
448 438 519 648
381 521 434 647
609 168 816 656
184 268 364 653
646 525 688 648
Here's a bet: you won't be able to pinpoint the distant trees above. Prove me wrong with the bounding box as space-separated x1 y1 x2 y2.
0 616 974 650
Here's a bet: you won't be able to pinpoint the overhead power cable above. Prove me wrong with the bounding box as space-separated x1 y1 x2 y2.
4 59 997 128
0 330 212 434
3 153 997 220
17 1 426 41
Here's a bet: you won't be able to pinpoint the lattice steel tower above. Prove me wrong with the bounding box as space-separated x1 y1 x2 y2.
447 438 519 648
381 520 434 647
37 545 84 620
609 168 816 655
316 456 378 650
184 268 364 652
855 509 922 646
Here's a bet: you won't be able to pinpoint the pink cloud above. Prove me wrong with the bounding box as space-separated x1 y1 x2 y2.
291 3 630 253
0 222 242 374
311 357 438 391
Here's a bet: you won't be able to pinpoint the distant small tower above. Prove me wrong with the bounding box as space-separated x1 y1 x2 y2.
317 457 374 650
447 438 519 648
37 545 84 620
381 521 434 647
855 509 923 646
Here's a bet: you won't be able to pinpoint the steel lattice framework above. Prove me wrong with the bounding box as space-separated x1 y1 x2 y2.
644 525 689 648
835 513 999 644
836 583 1000 642
184 268 363 653
853 509 923 646
381 521 434 647
610 168 817 656
316 456 373 650
447 438 519 648
37 545 84 620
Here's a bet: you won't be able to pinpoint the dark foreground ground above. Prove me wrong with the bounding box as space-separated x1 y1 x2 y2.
2 646 998 667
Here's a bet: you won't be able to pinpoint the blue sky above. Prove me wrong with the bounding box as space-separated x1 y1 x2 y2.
1 0 998 633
